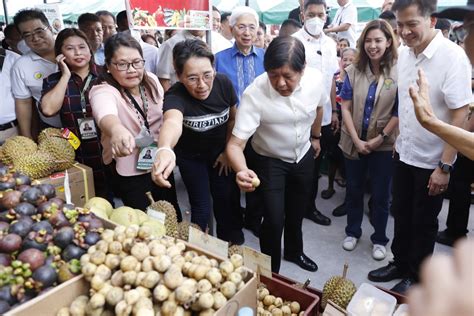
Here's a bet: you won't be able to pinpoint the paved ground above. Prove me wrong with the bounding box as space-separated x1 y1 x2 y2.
174 170 473 291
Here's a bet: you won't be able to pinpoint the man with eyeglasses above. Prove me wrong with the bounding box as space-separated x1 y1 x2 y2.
78 13 105 66
215 6 265 240
11 9 61 139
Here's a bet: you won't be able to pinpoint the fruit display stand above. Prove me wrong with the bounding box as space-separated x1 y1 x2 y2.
35 163 94 207
260 274 319 315
5 241 257 316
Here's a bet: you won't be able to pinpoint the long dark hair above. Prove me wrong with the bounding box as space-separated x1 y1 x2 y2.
54 28 95 71
100 32 159 103
354 19 398 76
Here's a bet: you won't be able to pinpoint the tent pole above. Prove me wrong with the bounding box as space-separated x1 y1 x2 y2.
2 0 8 24
245 0 249 6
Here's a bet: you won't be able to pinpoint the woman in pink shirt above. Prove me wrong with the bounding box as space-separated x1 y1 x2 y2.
89 33 180 214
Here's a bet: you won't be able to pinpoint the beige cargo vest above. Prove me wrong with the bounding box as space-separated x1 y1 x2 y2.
339 63 399 159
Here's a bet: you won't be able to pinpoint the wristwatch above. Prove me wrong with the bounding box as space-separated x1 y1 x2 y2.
379 131 389 141
438 161 454 173
311 134 321 140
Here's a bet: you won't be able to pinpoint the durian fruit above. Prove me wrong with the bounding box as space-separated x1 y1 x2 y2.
38 127 63 144
146 192 179 238
228 245 243 257
0 136 37 165
14 151 56 179
177 220 201 241
321 263 357 311
38 136 75 172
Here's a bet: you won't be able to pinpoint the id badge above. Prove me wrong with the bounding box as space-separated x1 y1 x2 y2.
137 143 158 170
135 126 154 148
77 118 98 140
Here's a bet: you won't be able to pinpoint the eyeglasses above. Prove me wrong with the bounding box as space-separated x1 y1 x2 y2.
22 26 49 41
235 24 257 33
111 60 145 71
185 73 214 86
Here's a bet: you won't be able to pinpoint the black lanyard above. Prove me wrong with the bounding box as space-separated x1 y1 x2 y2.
125 85 150 131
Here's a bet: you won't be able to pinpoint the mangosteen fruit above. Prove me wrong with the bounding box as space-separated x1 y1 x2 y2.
61 244 86 262
16 185 31 193
31 221 53 235
20 187 45 206
0 254 11 267
32 265 57 289
17 249 46 271
0 299 10 313
84 231 101 245
53 226 74 249
36 200 53 215
22 232 49 252
48 198 65 210
8 217 33 238
0 190 22 209
0 165 9 177
35 184 56 199
0 234 22 253
14 202 36 217
48 210 69 228
57 259 81 283
0 179 15 192
0 286 16 306
0 222 9 232
13 173 31 187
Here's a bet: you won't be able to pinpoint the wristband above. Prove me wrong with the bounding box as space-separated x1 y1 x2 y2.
156 147 176 160
311 134 321 140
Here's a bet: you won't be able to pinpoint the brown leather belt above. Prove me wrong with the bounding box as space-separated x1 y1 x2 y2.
0 119 18 131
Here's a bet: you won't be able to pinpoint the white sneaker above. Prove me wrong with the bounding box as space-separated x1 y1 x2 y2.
343 236 358 251
372 244 387 261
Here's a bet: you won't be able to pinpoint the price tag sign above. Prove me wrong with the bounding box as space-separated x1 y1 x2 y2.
188 226 228 258
146 208 166 225
243 246 272 278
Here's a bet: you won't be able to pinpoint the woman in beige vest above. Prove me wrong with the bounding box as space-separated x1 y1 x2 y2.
338 19 398 260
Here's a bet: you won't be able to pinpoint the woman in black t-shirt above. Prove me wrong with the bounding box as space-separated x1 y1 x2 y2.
152 39 243 244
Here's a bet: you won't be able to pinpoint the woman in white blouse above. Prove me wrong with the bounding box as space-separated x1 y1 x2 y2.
226 36 326 273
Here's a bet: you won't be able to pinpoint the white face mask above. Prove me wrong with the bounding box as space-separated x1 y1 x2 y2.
305 17 325 36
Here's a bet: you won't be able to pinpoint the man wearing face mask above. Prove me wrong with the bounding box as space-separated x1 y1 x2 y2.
293 0 339 226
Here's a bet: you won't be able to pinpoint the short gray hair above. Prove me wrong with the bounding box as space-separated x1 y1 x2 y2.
229 6 259 27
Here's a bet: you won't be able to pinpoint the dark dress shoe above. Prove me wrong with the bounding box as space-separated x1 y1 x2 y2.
436 229 464 247
368 262 406 282
305 209 331 226
390 278 415 295
284 253 318 272
332 202 347 217
321 188 335 199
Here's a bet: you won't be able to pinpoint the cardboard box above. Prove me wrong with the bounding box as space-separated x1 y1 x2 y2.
36 162 94 207
8 241 257 316
260 274 319 316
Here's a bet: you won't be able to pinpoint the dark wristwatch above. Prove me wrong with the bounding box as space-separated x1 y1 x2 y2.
311 134 321 140
379 131 389 141
438 161 454 173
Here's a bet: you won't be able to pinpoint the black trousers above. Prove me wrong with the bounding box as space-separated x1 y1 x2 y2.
308 124 334 212
105 162 182 220
445 155 473 237
391 153 443 279
252 145 315 273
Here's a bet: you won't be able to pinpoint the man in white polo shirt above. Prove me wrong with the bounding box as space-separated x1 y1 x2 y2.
11 9 60 139
0 47 21 144
293 0 339 226
368 0 472 295
325 0 358 47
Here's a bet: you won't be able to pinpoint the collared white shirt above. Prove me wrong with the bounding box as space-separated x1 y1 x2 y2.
11 51 61 127
211 31 233 54
332 0 358 48
233 67 327 163
0 50 21 125
293 29 339 126
94 44 105 66
157 31 203 85
396 31 472 169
